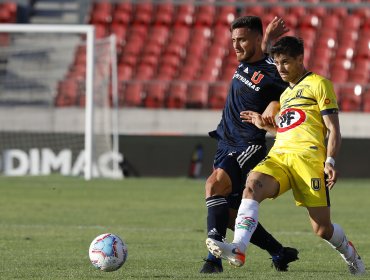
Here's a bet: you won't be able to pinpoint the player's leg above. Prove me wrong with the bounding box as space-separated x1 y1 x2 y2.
207 171 281 267
307 207 366 275
228 205 298 271
200 168 232 273
233 171 280 251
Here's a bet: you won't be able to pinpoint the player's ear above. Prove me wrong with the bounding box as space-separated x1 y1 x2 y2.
297 54 304 65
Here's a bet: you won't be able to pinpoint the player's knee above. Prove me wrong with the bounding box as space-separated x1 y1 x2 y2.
205 176 231 197
244 179 259 198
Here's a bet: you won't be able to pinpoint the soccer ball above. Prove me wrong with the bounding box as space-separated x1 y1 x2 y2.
88 233 128 272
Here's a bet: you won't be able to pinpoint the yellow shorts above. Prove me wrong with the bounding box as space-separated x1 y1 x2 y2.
252 151 330 207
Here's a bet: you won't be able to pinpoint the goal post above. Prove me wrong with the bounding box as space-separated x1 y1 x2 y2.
0 24 122 180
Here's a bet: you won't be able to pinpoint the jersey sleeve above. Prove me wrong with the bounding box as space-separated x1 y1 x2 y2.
315 78 339 115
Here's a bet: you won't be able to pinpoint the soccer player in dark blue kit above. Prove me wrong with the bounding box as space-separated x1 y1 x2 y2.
200 16 299 273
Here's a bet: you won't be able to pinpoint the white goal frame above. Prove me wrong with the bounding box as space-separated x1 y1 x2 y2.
0 24 116 180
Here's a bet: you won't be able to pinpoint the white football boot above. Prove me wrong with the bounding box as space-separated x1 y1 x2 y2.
206 238 245 267
343 241 366 276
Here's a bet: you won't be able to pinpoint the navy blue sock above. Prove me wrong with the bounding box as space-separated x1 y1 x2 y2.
206 195 229 241
205 196 228 265
250 222 283 256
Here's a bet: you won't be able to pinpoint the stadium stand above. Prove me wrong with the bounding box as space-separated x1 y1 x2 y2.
2 0 369 111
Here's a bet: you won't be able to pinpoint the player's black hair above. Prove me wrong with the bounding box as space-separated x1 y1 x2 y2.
230 16 263 36
270 36 304 58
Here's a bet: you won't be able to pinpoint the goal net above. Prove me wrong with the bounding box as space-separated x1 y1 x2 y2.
0 24 122 179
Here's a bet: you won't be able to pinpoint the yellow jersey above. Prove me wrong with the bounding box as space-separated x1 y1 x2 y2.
272 72 338 158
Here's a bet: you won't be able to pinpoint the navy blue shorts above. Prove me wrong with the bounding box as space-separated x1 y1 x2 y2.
213 142 267 209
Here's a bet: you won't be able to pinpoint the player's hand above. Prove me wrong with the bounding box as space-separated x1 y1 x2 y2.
265 17 290 41
240 111 266 129
324 163 338 190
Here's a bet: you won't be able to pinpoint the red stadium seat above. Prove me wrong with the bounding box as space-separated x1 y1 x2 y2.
55 79 79 106
244 6 265 17
290 6 305 17
186 82 209 108
363 90 370 112
118 65 134 81
309 6 326 18
144 82 168 108
122 81 143 107
136 64 155 80
298 14 320 29
215 5 236 26
112 10 131 25
134 12 152 25
166 81 187 109
212 25 231 46
331 6 348 18
141 54 159 68
153 3 174 26
115 2 132 13
339 86 363 112
119 54 138 68
174 3 194 26
282 14 298 29
330 69 349 84
89 9 111 25
343 14 362 30
355 38 370 59
157 64 177 79
92 1 112 12
269 6 286 17
194 5 215 26
160 54 181 70
321 15 340 30
208 82 229 110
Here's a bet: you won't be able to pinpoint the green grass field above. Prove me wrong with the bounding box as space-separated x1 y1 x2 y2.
0 176 368 279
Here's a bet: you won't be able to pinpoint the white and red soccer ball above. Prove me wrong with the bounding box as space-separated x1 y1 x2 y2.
88 233 128 272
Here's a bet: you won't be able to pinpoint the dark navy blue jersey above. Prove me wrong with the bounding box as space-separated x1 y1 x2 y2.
210 55 287 147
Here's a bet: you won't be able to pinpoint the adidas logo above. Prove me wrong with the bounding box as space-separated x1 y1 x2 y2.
208 228 219 237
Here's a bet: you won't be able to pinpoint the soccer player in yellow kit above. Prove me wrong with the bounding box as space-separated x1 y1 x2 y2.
206 36 366 275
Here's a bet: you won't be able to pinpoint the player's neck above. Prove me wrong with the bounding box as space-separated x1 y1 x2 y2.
289 68 308 87
244 54 265 64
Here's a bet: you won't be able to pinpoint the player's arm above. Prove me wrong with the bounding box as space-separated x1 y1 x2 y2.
322 113 342 190
240 110 278 135
262 17 289 53
261 101 280 127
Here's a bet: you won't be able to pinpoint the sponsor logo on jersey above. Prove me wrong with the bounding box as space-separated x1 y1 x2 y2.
311 178 321 191
277 108 306 132
243 67 249 74
233 72 261 91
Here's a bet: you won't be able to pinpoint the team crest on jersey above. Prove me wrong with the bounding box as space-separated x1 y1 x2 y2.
296 89 303 98
311 178 321 191
277 108 306 132
251 71 264 84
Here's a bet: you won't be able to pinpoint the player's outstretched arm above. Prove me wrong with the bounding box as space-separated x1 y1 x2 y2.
240 111 277 135
262 17 289 53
